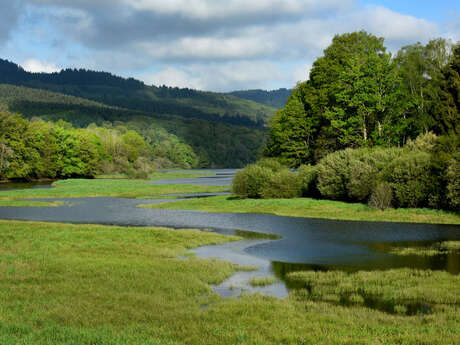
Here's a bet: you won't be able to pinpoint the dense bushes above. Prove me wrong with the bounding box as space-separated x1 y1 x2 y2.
234 133 459 212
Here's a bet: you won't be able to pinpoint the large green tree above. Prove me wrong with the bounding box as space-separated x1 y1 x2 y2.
265 31 403 165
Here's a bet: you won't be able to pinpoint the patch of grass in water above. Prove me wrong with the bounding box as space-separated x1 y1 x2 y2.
390 241 460 256
286 268 459 316
249 276 278 287
234 230 281 240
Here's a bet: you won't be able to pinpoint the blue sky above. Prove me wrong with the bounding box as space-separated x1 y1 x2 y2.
0 1 458 92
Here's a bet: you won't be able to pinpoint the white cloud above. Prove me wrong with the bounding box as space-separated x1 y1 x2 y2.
3 0 458 91
143 67 204 89
22 59 60 73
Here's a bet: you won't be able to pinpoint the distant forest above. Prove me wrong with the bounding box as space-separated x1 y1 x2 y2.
228 89 292 109
0 59 276 127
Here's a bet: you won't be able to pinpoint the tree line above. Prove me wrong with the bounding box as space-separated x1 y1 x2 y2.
0 84 268 169
265 31 459 167
0 109 200 180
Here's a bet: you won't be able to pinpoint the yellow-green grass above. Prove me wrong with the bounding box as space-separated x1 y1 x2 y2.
286 269 460 316
0 178 228 201
390 241 460 256
0 200 66 207
140 195 460 225
249 276 278 287
1 220 459 344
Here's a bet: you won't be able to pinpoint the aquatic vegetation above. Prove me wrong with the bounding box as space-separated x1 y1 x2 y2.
286 269 460 316
390 241 460 256
249 276 278 287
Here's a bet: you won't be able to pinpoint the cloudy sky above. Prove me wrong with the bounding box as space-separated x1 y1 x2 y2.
1 0 459 92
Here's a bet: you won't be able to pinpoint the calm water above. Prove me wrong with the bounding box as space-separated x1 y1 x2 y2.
0 170 459 298
0 181 53 191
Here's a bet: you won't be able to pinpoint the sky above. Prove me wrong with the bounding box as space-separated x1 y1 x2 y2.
0 0 459 92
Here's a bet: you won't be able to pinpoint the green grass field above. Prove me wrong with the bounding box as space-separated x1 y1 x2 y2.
140 195 460 225
0 220 459 344
0 177 228 201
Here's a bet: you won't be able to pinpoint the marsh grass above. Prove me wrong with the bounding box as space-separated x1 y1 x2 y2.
390 241 460 256
249 276 278 287
139 195 460 224
286 269 460 316
0 220 459 344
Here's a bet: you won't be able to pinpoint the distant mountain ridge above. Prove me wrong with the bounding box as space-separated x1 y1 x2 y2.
0 58 276 127
227 88 292 109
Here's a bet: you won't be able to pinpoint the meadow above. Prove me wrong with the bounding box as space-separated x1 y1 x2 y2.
0 220 459 344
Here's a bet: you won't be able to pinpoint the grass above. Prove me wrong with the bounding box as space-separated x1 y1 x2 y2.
249 276 278 287
0 200 65 207
390 241 460 256
0 178 228 201
140 195 460 225
286 269 460 316
0 220 459 344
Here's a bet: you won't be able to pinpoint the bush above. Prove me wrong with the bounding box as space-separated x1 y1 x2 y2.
232 164 273 198
447 152 460 212
261 170 302 199
257 158 285 172
383 151 433 208
405 132 438 153
126 167 149 179
368 182 393 209
297 164 318 197
317 147 404 202
316 149 352 200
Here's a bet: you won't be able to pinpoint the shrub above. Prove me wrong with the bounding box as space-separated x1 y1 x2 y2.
261 170 302 199
297 164 318 197
257 158 285 172
316 149 352 200
368 182 393 209
447 152 460 212
383 151 433 208
126 167 149 179
232 164 273 198
405 132 438 153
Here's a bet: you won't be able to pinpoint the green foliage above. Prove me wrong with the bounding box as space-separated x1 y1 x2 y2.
256 158 285 172
0 84 267 169
265 35 458 168
383 151 433 208
368 182 393 210
437 43 460 135
261 170 302 199
316 149 352 200
232 164 273 198
405 131 438 153
297 164 317 197
447 152 460 211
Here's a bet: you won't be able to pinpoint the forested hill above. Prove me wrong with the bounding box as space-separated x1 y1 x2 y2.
228 88 292 108
0 84 268 168
0 58 276 127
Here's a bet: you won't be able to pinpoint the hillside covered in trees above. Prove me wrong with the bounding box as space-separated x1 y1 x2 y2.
227 88 292 108
0 85 267 170
0 59 275 127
